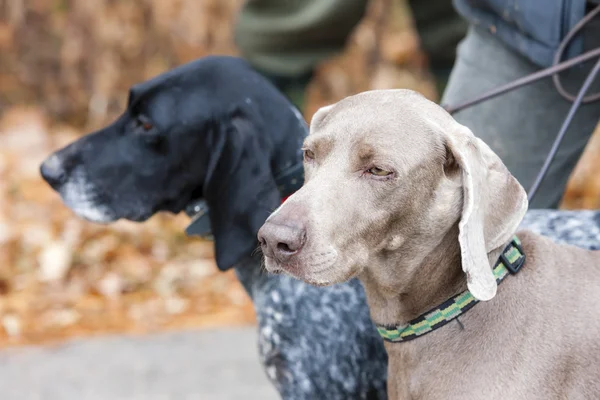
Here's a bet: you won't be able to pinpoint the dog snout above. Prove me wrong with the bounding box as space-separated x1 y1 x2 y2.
40 154 67 189
258 220 307 262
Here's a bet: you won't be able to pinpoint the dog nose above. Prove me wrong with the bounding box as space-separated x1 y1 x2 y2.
258 220 306 262
40 155 67 189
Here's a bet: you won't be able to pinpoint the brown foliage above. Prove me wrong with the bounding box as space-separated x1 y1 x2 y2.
0 0 243 129
0 0 597 347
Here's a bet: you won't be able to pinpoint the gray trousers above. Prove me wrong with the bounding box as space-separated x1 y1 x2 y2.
441 24 600 209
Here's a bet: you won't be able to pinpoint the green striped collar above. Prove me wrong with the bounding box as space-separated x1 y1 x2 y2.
376 236 526 343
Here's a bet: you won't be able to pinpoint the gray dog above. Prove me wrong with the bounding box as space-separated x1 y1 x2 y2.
259 89 600 399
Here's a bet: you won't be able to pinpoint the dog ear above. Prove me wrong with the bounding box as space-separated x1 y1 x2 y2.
202 104 281 271
309 104 335 132
444 123 528 301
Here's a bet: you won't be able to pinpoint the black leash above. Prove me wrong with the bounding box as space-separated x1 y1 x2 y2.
442 48 600 115
443 4 600 203
528 58 600 202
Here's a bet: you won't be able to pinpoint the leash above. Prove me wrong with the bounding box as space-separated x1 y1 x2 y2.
443 4 600 203
528 58 600 201
186 6 599 236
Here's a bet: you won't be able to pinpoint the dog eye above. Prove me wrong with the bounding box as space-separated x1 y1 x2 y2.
136 116 154 132
367 167 392 176
303 149 315 161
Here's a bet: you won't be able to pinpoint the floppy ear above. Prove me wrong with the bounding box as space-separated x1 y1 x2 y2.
445 123 528 301
202 104 281 271
309 104 335 132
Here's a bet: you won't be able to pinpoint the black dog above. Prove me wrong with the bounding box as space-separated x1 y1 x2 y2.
40 55 600 399
40 56 389 400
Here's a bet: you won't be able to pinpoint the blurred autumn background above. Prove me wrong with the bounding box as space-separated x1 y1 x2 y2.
0 0 598 347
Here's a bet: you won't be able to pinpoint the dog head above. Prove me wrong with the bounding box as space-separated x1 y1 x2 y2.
40 55 307 271
258 89 527 301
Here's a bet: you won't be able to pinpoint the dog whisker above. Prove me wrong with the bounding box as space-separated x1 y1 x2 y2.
252 245 264 258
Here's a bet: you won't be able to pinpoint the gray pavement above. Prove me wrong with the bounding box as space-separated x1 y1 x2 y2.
0 326 279 400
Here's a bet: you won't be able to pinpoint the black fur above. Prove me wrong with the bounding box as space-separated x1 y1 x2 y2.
40 56 305 272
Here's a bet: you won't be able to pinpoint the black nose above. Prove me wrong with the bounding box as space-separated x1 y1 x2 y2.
40 155 67 189
258 220 306 263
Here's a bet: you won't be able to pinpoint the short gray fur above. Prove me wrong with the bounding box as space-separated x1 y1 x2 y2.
234 209 600 399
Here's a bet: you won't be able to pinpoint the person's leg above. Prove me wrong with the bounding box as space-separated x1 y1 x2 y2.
235 0 467 109
441 23 600 209
234 0 369 110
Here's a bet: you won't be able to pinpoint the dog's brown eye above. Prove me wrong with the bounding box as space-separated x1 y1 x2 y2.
303 149 315 161
368 167 391 176
136 115 154 132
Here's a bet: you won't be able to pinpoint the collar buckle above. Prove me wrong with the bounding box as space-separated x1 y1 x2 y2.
499 239 526 275
184 199 214 239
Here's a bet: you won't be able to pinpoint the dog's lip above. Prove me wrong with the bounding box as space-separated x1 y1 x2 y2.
264 256 333 283
263 256 300 274
275 261 302 274
281 264 333 287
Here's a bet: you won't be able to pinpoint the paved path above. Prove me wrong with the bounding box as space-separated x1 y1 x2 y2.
0 327 279 400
